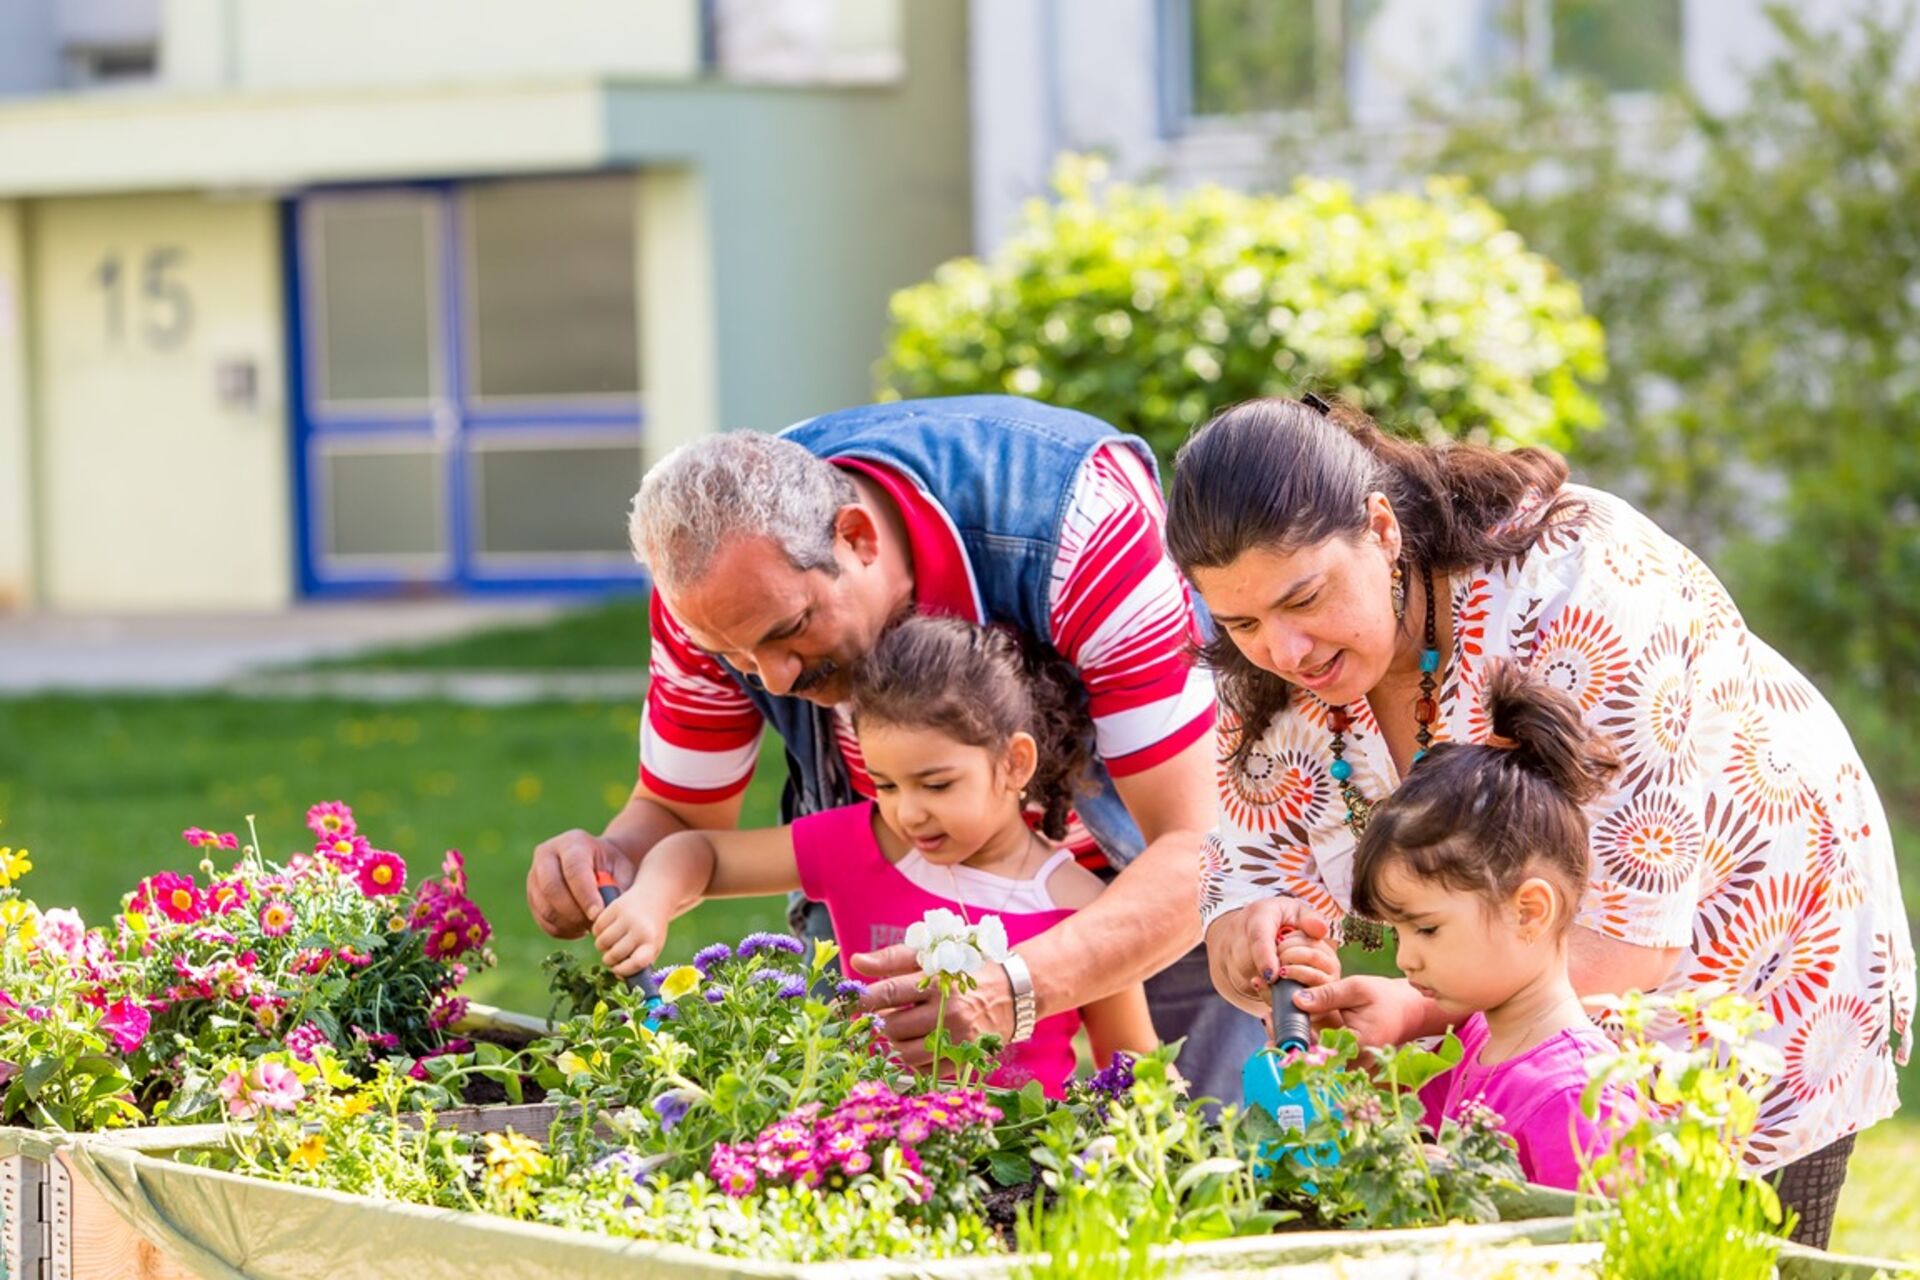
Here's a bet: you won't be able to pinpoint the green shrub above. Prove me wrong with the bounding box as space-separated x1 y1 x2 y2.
876 155 1606 463
1424 4 1920 721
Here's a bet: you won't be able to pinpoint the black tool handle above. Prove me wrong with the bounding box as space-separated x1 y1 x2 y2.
595 872 658 1000
1270 977 1311 1052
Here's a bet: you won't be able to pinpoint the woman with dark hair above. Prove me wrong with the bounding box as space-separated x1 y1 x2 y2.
1165 394 1914 1247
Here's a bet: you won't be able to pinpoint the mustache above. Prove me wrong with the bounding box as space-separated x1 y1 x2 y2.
789 659 841 695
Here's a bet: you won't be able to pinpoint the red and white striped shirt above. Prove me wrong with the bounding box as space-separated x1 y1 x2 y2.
640 444 1215 863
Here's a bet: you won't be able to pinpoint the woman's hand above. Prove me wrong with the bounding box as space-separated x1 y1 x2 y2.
1203 897 1334 1017
1295 974 1434 1046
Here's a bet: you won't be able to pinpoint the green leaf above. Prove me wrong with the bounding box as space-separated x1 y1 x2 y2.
986 1148 1034 1187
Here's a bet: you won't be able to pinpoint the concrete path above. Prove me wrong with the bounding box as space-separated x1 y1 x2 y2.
0 602 573 694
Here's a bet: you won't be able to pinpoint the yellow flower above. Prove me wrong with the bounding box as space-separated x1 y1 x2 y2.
556 1050 592 1077
386 914 407 933
336 1092 374 1118
482 1131 549 1190
658 965 701 1003
0 900 37 943
289 1133 327 1169
0 847 30 889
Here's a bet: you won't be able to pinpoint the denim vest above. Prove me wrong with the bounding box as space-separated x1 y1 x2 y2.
726 395 1165 871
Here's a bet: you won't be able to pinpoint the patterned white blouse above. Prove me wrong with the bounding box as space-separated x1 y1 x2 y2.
1200 484 1916 1171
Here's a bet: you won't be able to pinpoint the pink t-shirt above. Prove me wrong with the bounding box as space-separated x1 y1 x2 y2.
1416 1011 1637 1191
793 801 1083 1098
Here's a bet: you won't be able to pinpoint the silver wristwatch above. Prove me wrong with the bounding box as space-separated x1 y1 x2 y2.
1001 954 1038 1044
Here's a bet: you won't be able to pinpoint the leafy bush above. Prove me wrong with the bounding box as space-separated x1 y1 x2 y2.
1424 4 1920 719
876 155 1606 462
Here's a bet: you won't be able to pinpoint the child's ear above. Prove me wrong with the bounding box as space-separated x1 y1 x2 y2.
1512 877 1560 941
1001 732 1039 794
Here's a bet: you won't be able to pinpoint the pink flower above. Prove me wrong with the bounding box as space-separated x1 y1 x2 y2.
292 948 332 975
98 999 150 1055
440 849 467 895
284 1022 329 1062
305 802 356 841
205 879 249 915
218 1059 305 1119
355 850 406 898
38 908 86 958
180 828 237 850
317 834 370 871
258 900 294 938
142 873 203 924
429 993 469 1030
351 1026 400 1050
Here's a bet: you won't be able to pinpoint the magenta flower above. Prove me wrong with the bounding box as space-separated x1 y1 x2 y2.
351 1026 401 1050
142 872 204 924
284 1022 329 1062
428 993 469 1030
98 998 150 1055
205 879 249 915
305 801 356 841
258 899 294 938
317 834 370 871
355 850 406 898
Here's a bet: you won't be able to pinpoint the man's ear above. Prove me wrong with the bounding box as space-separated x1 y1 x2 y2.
834 504 882 566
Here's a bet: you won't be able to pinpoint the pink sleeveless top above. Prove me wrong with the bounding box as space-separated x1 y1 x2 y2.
793 801 1083 1098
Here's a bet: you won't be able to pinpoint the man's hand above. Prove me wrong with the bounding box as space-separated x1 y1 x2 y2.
526 829 635 940
852 945 1014 1068
1203 898 1336 1017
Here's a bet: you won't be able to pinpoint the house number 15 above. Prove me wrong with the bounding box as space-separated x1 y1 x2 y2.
95 247 194 350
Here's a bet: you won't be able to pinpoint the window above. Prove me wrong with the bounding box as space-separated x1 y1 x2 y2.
1179 0 1347 120
1536 0 1683 94
62 43 158 89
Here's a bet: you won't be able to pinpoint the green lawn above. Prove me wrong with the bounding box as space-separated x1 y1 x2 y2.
0 692 787 1019
295 593 653 672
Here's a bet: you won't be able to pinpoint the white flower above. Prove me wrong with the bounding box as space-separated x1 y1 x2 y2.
973 914 1010 964
906 909 1011 977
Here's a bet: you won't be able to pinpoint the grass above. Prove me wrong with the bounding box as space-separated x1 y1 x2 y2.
296 594 653 672
0 692 787 1019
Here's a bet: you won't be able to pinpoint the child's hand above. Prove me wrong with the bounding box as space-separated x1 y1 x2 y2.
1274 927 1341 990
591 890 668 979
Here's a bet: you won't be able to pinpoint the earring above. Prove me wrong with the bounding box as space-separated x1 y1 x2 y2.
1391 560 1407 621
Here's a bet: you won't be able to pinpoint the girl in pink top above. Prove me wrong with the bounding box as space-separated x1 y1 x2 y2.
594 614 1157 1098
1347 661 1638 1190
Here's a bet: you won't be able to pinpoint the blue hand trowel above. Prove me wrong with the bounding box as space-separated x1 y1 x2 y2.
595 870 664 1030
1243 977 1333 1177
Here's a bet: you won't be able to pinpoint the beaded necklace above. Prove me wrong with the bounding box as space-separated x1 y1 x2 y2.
1326 561 1440 951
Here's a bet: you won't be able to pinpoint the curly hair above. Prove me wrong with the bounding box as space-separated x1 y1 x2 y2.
848 615 1095 840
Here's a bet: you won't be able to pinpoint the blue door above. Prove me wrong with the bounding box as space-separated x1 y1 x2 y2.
289 176 648 596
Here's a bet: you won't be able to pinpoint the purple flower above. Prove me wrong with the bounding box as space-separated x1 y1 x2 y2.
833 979 869 1000
1088 1051 1136 1099
752 967 792 987
702 988 726 1005
592 1150 650 1184
776 978 807 1000
651 1090 693 1132
692 943 733 974
654 1002 680 1021
736 931 805 958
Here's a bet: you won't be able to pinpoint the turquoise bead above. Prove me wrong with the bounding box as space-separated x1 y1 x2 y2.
1330 758 1353 782
1413 749 1428 764
1420 649 1441 673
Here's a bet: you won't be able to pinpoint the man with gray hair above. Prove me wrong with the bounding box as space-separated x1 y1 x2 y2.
526 395 1263 1101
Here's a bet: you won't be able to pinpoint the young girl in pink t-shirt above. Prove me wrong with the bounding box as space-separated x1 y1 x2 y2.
1347 660 1637 1190
594 614 1157 1098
